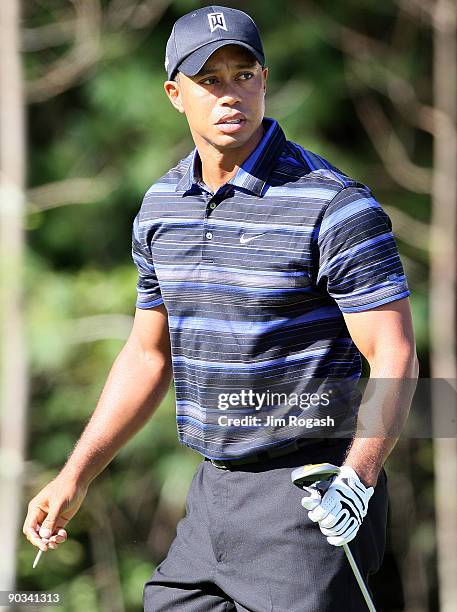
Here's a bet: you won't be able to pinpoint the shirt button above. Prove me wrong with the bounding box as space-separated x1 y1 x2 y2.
205 231 213 240
209 202 217 209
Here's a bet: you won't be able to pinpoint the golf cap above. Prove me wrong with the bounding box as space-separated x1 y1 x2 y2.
165 6 265 80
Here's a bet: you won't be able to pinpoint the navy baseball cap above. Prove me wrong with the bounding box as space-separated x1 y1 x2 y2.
165 6 265 80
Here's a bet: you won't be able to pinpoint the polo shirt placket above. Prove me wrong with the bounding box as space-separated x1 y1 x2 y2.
200 184 234 264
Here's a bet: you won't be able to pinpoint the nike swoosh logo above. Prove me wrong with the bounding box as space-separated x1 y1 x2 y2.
240 232 267 245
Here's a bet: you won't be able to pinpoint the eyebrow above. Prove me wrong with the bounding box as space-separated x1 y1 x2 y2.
195 62 258 77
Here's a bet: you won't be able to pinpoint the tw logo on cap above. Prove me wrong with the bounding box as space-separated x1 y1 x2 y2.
208 12 227 33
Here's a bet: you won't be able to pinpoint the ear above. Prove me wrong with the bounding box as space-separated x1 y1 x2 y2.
164 79 185 113
262 66 268 95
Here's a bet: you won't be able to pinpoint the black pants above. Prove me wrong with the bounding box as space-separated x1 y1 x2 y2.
144 439 388 611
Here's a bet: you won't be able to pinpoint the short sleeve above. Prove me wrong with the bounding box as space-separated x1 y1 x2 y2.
317 184 410 313
131 213 164 309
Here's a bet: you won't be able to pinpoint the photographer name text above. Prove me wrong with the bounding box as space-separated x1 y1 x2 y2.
218 415 335 428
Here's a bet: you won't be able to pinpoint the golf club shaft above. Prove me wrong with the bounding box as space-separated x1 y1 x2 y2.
343 543 377 612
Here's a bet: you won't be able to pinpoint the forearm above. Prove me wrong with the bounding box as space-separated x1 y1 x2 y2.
59 340 172 488
343 349 419 486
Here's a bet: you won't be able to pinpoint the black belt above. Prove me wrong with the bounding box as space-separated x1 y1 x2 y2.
205 437 344 470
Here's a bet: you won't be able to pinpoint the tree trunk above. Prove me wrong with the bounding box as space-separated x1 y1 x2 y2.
430 1 457 611
0 0 28 591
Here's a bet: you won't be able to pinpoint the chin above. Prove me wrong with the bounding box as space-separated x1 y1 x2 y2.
210 131 254 149
213 136 247 148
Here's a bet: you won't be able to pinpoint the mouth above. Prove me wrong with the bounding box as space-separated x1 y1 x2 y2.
215 114 247 134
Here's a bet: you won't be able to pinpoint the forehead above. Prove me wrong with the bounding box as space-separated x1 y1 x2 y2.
200 45 258 71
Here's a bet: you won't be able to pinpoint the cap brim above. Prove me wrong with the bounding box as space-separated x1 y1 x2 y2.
177 40 264 78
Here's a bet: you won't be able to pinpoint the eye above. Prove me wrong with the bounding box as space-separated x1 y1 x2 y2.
199 76 218 85
237 72 254 80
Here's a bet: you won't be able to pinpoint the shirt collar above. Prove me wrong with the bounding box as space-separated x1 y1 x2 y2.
176 117 286 197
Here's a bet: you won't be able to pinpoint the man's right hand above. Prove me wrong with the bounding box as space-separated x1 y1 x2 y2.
23 476 88 552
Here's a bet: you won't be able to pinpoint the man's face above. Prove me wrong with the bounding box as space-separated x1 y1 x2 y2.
164 45 268 151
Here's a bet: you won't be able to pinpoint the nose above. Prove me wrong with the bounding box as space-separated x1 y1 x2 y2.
217 82 241 106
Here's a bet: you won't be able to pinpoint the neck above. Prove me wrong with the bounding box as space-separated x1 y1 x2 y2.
194 122 265 193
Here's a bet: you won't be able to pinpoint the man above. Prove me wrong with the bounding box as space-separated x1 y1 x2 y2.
23 6 418 611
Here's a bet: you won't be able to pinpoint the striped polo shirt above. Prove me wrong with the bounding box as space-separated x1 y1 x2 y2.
132 117 410 460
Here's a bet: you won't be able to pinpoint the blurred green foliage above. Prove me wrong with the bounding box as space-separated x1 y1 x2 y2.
19 1 434 610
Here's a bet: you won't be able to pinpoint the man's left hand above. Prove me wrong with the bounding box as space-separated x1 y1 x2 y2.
301 465 374 546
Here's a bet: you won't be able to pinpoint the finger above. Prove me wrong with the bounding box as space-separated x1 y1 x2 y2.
308 494 339 522
326 534 347 547
301 488 321 511
49 528 67 539
49 536 66 544
327 521 359 546
49 530 67 544
23 517 49 551
321 513 355 537
39 511 67 539
320 507 350 530
25 526 49 551
301 496 320 512
342 522 360 544
23 507 46 541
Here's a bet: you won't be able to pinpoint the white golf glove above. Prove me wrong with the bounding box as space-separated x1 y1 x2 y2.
301 465 374 546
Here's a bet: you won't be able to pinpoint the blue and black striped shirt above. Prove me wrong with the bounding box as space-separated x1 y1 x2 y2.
132 117 410 459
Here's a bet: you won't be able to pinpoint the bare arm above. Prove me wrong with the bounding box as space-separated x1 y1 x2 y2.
341 297 419 486
23 304 172 551
60 304 172 487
